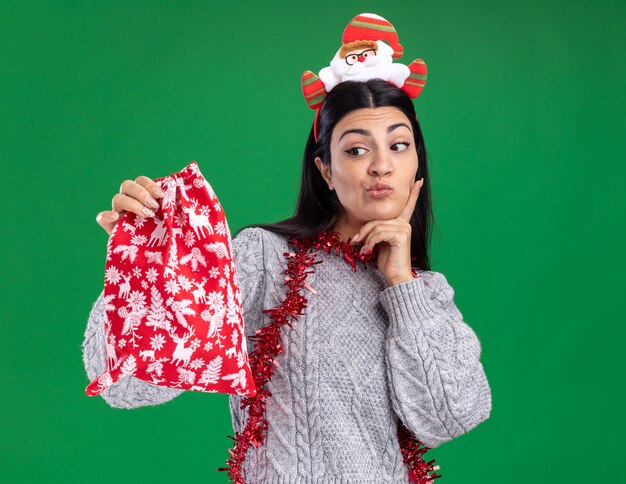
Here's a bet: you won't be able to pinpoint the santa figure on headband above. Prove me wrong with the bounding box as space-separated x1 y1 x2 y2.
302 12 427 110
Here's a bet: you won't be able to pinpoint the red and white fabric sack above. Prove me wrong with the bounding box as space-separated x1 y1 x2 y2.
85 161 257 398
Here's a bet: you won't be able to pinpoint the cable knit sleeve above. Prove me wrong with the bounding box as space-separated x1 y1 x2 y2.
82 289 184 409
379 271 492 448
227 227 267 435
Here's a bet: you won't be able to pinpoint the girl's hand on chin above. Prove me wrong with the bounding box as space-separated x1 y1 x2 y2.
351 179 424 286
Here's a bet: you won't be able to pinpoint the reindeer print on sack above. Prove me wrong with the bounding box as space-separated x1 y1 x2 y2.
182 198 214 239
147 218 168 247
168 327 196 367
85 161 256 398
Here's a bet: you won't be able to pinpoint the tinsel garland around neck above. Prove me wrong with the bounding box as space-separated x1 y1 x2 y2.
217 230 441 483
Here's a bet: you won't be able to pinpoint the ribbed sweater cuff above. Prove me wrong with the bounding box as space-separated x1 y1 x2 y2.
379 277 440 335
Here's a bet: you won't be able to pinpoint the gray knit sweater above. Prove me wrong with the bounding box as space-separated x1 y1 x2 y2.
82 227 492 483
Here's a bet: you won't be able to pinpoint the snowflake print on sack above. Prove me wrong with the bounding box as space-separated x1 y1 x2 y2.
85 161 257 398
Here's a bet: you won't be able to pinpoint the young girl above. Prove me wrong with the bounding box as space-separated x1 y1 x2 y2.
86 14 492 481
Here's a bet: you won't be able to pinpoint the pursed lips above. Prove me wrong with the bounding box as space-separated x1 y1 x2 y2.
365 183 394 200
366 183 393 191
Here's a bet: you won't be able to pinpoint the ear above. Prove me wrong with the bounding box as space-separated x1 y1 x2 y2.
314 156 333 190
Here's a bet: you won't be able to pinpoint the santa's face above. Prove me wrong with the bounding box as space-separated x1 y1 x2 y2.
314 107 419 240
330 40 394 81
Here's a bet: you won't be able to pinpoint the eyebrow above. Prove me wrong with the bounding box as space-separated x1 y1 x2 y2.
338 122 411 142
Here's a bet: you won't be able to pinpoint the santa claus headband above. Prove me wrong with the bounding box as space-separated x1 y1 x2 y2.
301 12 428 142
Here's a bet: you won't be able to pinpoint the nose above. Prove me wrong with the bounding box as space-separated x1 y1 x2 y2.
358 55 365 62
368 149 393 177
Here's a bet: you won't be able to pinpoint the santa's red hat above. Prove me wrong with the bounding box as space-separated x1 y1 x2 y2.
341 13 404 59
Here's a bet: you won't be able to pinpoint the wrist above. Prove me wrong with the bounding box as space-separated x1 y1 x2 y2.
387 273 415 287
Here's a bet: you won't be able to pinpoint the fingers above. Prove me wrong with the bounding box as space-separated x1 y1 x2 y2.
351 219 382 245
95 175 165 236
119 177 164 211
398 178 423 222
113 176 165 218
358 226 410 253
134 175 165 199
96 210 119 236
112 192 156 219
352 220 405 244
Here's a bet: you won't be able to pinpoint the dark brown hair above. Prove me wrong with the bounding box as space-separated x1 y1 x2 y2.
237 78 436 270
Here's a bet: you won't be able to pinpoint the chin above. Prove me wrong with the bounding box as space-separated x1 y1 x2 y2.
362 204 401 221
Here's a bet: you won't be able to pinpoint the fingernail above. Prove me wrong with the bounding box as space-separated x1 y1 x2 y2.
154 187 165 197
141 207 155 218
352 233 360 242
146 195 159 208
108 212 118 221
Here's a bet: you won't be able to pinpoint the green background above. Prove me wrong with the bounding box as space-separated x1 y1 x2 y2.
1 0 624 482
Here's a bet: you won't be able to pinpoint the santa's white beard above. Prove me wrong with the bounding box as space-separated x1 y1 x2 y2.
318 41 403 92
337 57 394 82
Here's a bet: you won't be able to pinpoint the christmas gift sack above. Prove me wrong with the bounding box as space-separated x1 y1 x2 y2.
85 161 257 398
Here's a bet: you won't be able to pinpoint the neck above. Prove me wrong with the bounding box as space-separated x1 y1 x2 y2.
330 217 362 244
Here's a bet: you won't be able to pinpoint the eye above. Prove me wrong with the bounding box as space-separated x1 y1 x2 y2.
345 147 368 157
391 141 411 152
